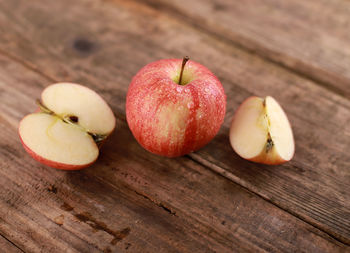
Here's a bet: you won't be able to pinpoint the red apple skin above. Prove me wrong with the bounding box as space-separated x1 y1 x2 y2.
18 131 97 170
18 112 114 170
126 58 226 157
18 115 99 170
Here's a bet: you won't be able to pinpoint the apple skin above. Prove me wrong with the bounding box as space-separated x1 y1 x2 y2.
18 127 97 170
18 115 113 170
18 83 116 170
18 112 113 170
248 148 290 165
126 58 226 157
230 96 294 165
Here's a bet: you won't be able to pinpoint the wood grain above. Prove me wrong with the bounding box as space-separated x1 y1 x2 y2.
138 0 350 98
0 0 349 251
1 55 345 252
0 235 23 253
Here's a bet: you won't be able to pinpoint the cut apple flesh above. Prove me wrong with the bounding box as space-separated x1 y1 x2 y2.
19 82 116 169
19 113 99 167
230 97 268 158
265 96 294 161
230 96 294 164
42 83 115 135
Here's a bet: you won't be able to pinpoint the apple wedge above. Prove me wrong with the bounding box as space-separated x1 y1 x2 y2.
19 83 116 170
229 96 294 165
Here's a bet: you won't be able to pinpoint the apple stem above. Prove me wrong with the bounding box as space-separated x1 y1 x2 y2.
179 56 189 85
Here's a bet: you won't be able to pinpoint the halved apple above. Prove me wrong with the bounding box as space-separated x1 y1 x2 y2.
229 96 294 165
19 83 116 170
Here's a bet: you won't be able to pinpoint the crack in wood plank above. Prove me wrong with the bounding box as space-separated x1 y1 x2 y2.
186 153 350 246
77 168 259 251
133 190 177 216
0 233 26 253
59 202 131 245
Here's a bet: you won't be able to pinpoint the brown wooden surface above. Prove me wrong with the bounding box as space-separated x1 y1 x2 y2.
0 0 349 252
140 0 350 98
0 235 23 253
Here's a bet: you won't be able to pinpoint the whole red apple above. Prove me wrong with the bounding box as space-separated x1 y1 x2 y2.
126 57 226 157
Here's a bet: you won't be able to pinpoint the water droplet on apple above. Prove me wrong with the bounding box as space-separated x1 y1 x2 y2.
176 87 182 93
185 89 190 93
187 102 194 109
204 88 210 93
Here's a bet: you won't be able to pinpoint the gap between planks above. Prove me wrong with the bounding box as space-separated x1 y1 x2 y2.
186 154 350 247
129 0 349 100
0 50 348 248
0 233 25 253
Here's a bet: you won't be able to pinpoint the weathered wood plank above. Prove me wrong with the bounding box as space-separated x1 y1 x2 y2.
0 56 345 252
0 0 349 247
0 235 23 253
138 0 350 98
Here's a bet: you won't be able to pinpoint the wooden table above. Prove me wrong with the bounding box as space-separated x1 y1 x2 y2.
0 0 349 252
